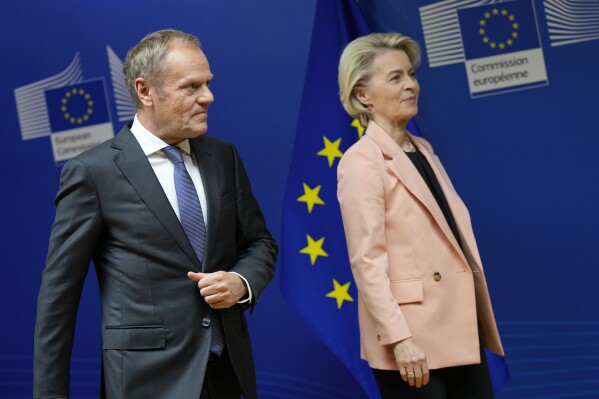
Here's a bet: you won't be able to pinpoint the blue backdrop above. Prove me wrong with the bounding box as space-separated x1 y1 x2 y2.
1 0 598 398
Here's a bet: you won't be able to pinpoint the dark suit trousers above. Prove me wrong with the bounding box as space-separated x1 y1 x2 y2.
372 346 494 399
200 350 243 399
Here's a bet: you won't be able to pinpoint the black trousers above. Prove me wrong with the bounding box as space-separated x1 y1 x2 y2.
200 350 243 399
372 348 494 399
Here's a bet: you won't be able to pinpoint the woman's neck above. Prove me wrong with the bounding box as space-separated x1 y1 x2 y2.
371 118 411 149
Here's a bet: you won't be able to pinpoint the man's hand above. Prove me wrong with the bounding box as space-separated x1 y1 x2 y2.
187 271 248 309
393 337 430 388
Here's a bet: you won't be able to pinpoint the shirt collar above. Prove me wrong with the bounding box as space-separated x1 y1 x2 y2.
130 115 191 156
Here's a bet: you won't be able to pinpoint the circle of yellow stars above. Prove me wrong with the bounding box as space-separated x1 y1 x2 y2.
479 8 519 50
61 87 94 125
294 119 364 309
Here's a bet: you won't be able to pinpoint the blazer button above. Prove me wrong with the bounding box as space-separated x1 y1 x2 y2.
202 317 211 327
433 272 442 282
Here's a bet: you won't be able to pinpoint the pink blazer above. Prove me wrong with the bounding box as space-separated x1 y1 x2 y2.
337 121 504 370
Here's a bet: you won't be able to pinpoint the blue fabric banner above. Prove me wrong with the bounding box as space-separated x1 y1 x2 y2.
280 0 380 397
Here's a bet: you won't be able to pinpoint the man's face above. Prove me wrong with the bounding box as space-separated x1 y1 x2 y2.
150 42 214 145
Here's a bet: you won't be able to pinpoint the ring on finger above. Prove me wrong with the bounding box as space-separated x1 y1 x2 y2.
407 371 414 376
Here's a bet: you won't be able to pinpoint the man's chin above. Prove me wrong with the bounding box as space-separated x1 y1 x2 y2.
190 124 208 137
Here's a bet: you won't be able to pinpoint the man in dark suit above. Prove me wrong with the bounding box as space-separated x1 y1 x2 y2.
34 29 278 399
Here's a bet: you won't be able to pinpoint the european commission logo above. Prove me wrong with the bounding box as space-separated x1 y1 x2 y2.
458 0 547 97
420 0 549 98
14 47 135 164
44 79 113 162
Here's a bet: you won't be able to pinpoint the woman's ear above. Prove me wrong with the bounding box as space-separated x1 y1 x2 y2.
354 88 369 107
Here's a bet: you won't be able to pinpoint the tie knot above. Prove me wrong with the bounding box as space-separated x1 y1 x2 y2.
162 146 184 164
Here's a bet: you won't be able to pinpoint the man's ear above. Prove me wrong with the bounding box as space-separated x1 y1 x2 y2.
135 78 154 107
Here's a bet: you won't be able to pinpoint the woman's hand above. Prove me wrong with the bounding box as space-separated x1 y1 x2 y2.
393 337 430 388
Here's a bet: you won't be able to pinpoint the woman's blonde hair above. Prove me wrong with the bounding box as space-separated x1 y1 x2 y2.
338 33 421 128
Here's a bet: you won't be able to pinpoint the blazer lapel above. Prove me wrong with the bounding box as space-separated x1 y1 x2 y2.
366 122 467 265
418 143 482 269
190 136 220 271
111 125 202 272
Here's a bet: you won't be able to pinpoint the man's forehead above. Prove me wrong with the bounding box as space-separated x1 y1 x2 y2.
162 44 212 75
164 42 208 62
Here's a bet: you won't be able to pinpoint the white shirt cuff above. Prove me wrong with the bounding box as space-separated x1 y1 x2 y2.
229 272 253 304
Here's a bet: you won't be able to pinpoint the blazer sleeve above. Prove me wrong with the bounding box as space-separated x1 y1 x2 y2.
34 158 103 398
337 145 412 346
227 145 278 309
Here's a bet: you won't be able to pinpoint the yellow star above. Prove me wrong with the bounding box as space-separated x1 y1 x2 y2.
479 28 485 35
479 19 486 26
297 183 325 213
492 8 499 15
317 136 344 167
351 119 365 138
299 234 328 265
326 279 354 309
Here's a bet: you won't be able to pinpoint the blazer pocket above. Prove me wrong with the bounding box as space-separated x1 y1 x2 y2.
102 325 165 350
390 279 424 304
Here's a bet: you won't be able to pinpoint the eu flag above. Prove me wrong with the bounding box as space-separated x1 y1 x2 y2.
45 78 111 132
280 0 380 397
458 0 540 59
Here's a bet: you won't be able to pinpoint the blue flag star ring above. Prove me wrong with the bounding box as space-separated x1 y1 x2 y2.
457 0 548 97
44 78 114 162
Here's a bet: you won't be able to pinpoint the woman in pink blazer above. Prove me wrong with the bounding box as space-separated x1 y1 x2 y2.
337 33 504 399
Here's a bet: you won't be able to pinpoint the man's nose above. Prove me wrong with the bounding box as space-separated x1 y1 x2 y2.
198 86 214 105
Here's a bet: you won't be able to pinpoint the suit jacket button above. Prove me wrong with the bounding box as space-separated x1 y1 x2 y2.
433 272 442 282
202 317 211 327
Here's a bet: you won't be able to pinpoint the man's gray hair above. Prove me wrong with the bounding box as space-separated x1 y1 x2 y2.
123 29 201 109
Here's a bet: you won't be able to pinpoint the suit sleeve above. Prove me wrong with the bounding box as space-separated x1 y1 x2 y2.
227 145 278 309
34 159 103 398
337 146 412 346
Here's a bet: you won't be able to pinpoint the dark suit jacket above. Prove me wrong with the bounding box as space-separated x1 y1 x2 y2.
34 123 278 399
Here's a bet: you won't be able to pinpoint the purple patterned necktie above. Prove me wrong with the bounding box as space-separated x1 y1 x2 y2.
162 146 225 355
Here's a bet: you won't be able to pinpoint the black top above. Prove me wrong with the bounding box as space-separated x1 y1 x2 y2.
405 147 463 250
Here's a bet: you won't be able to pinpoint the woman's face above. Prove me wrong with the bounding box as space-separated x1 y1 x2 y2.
356 50 419 129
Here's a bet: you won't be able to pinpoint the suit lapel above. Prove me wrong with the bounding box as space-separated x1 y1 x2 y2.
111 125 202 271
190 136 220 270
418 144 482 269
413 138 469 265
366 122 467 265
